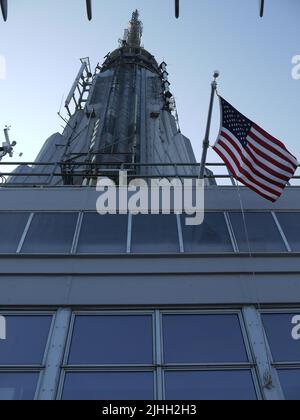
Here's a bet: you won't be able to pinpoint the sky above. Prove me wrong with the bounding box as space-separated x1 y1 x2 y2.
0 0 299 172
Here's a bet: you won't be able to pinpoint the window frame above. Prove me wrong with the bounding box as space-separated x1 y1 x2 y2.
57 308 261 400
18 211 80 255
260 308 300 400
227 210 290 253
0 311 55 401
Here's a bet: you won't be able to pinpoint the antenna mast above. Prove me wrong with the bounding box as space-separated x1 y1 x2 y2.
126 10 143 47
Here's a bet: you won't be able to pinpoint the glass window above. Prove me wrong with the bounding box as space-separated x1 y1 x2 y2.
276 213 300 252
68 315 153 365
62 372 154 400
165 370 257 400
21 212 78 253
131 215 179 253
0 373 39 401
77 213 128 253
262 313 300 363
0 213 29 253
0 316 52 365
278 370 300 401
229 212 286 252
162 314 248 364
181 213 233 253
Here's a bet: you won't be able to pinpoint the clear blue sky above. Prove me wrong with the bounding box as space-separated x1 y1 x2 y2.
0 0 299 168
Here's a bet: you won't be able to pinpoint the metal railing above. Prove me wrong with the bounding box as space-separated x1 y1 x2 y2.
0 161 299 188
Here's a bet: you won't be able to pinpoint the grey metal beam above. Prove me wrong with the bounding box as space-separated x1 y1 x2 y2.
37 308 72 400
0 273 300 306
243 307 284 400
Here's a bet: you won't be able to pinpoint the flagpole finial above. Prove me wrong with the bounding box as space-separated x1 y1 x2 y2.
212 70 220 88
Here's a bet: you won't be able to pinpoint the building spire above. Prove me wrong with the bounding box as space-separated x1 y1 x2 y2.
126 10 143 47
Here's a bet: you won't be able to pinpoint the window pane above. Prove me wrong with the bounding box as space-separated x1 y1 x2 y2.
0 316 52 365
62 372 154 400
163 314 248 363
131 215 179 253
229 212 286 252
262 313 300 363
165 371 257 401
21 213 78 253
276 213 300 252
0 373 39 401
278 370 300 401
181 213 233 252
0 213 29 253
77 213 127 253
68 315 153 364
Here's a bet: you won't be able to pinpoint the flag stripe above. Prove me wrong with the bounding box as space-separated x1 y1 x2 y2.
218 135 284 192
247 142 295 175
253 124 299 164
214 145 277 202
247 133 296 174
215 140 281 196
248 130 297 171
250 127 298 169
221 128 290 182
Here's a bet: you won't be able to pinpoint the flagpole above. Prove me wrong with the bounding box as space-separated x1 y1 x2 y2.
199 71 219 179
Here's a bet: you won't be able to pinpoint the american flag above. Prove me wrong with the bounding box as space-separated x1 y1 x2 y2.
213 97 299 202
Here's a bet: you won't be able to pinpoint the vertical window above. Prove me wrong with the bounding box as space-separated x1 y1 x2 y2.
0 315 53 401
77 213 128 253
277 370 300 401
275 213 300 252
0 373 40 401
165 370 257 400
131 215 179 253
229 212 286 252
162 314 248 363
21 213 78 253
62 313 155 400
0 213 29 253
262 313 300 363
68 315 153 365
181 213 233 252
262 312 300 400
62 372 154 400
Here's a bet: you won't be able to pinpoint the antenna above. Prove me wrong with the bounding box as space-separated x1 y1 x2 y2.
126 10 143 47
86 0 92 21
175 0 180 18
0 0 7 21
0 126 18 160
259 0 265 17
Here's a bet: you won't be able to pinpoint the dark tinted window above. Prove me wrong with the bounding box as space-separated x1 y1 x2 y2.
162 314 248 363
229 212 286 252
131 215 179 253
21 213 78 253
0 213 29 253
62 372 154 400
0 316 52 365
0 373 39 400
181 213 233 252
68 315 153 365
262 313 300 363
276 213 300 252
278 370 300 401
165 370 257 400
77 213 128 253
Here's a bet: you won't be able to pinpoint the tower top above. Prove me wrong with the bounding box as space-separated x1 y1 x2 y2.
125 9 143 47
